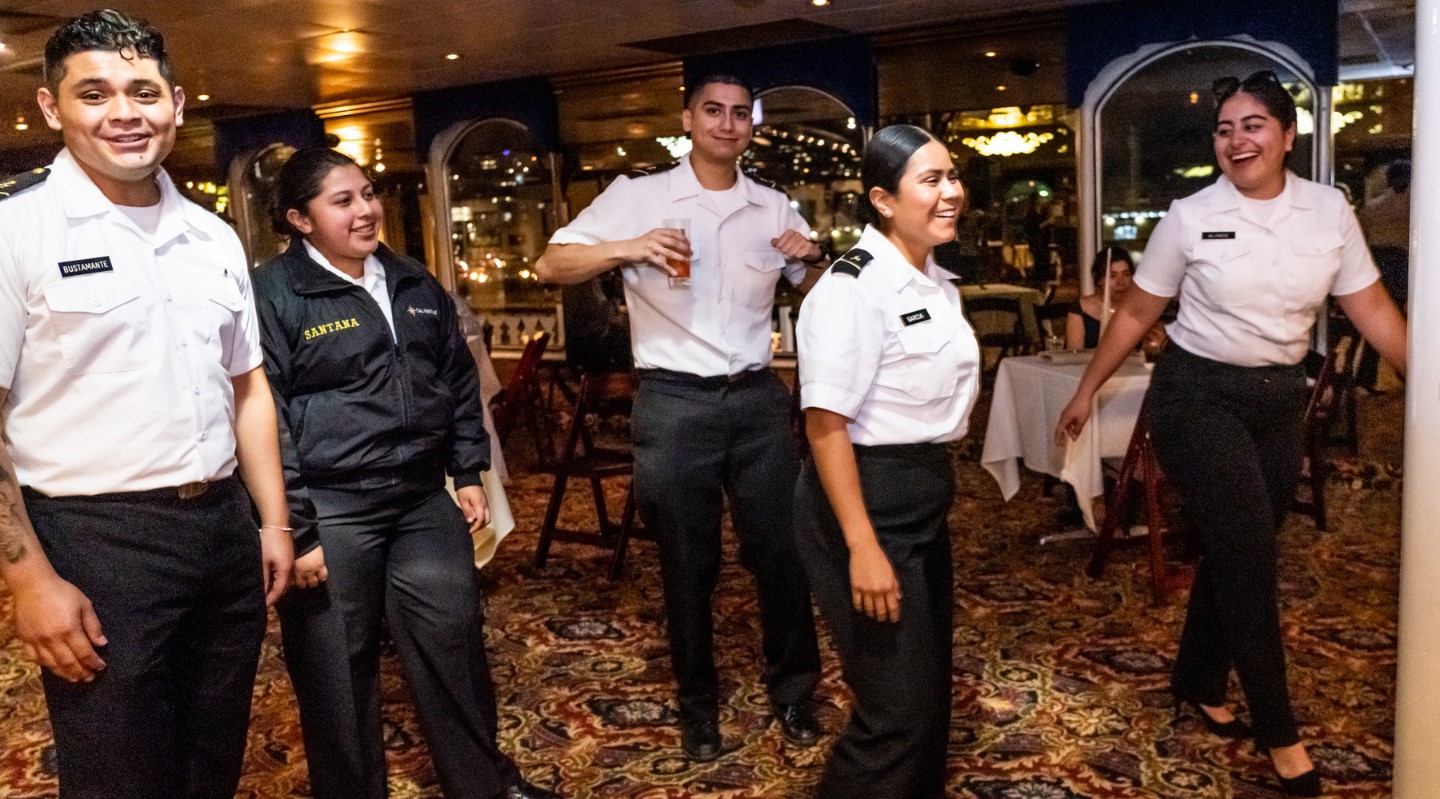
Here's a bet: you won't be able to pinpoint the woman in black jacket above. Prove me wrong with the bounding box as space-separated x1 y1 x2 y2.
254 148 557 799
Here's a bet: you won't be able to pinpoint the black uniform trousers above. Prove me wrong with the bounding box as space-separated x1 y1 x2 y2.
22 477 266 799
795 443 955 799
631 368 821 723
1146 344 1309 749
276 478 517 799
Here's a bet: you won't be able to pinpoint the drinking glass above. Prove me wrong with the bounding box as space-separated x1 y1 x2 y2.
662 218 691 289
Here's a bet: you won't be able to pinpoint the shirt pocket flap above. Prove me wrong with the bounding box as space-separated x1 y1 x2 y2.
896 323 949 355
42 278 141 314
208 279 245 312
744 249 787 272
1290 232 1344 257
1192 239 1251 264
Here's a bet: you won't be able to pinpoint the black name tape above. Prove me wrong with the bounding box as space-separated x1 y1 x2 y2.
1201 231 1236 240
57 256 114 278
900 308 932 326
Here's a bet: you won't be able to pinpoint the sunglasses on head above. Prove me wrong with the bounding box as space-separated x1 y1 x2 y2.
1212 70 1282 103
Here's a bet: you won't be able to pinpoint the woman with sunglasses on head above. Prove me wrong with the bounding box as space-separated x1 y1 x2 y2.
253 148 559 799
1055 72 1406 796
794 125 980 798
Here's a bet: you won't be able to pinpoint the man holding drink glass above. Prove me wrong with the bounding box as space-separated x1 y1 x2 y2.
536 72 828 762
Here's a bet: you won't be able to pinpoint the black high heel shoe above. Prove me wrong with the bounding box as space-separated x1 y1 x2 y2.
1173 697 1253 739
1271 767 1322 797
1257 745 1322 797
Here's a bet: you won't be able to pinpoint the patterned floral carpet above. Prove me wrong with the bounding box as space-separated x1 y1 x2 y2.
0 389 1403 798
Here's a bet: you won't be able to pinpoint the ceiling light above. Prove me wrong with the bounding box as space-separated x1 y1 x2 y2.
962 131 1055 157
985 51 997 58
14 115 27 132
197 93 210 102
445 53 460 60
996 85 1007 91
811 0 830 6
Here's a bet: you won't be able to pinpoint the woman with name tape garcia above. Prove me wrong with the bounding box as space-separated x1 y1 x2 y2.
1054 72 1407 797
794 124 980 798
252 147 558 799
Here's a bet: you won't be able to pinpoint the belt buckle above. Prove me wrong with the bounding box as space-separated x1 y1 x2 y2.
177 481 209 500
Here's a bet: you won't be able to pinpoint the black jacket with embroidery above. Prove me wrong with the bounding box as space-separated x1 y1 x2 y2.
253 240 488 554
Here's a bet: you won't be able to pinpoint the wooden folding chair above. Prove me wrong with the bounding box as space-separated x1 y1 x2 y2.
964 295 1030 374
1322 312 1363 454
1086 401 1193 604
533 370 648 580
491 331 554 465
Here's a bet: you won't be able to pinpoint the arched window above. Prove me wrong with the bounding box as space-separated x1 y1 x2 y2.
430 119 562 351
745 86 865 255
1082 41 1325 280
227 143 296 268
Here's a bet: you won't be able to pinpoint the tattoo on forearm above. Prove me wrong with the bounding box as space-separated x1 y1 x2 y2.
0 465 29 565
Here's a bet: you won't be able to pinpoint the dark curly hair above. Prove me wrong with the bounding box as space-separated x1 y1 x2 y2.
44 10 174 92
269 147 363 237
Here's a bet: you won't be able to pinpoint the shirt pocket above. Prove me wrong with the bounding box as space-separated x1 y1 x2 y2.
875 323 958 401
1191 239 1256 307
205 277 245 339
1287 231 1345 309
736 249 786 308
41 276 150 374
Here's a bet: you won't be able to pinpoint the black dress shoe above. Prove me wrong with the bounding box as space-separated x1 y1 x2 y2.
775 703 820 746
680 717 722 761
505 778 562 799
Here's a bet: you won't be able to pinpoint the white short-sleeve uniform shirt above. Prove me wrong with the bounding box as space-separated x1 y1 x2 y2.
549 154 811 377
797 226 982 446
1133 173 1379 367
0 149 262 496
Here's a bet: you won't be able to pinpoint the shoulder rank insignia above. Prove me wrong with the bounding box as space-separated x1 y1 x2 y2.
0 167 49 200
742 170 780 191
627 161 681 179
830 248 873 277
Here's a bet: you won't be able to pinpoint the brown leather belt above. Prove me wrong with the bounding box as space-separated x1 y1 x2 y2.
176 481 210 500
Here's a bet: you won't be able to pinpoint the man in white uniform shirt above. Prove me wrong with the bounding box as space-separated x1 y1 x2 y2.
536 73 826 761
0 11 292 798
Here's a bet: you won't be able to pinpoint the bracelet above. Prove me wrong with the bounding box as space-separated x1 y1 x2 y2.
259 524 294 533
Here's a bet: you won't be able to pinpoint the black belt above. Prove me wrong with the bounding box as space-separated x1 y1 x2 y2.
637 367 766 388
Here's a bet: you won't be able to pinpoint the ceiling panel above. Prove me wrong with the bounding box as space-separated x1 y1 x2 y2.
0 0 1415 167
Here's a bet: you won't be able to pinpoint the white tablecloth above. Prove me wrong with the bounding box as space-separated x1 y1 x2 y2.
959 283 1044 344
981 353 1152 530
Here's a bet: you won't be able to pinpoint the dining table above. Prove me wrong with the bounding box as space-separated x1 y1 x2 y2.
981 351 1153 531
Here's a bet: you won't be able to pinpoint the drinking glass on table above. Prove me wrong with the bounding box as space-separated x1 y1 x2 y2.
662 217 691 289
1045 333 1065 352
